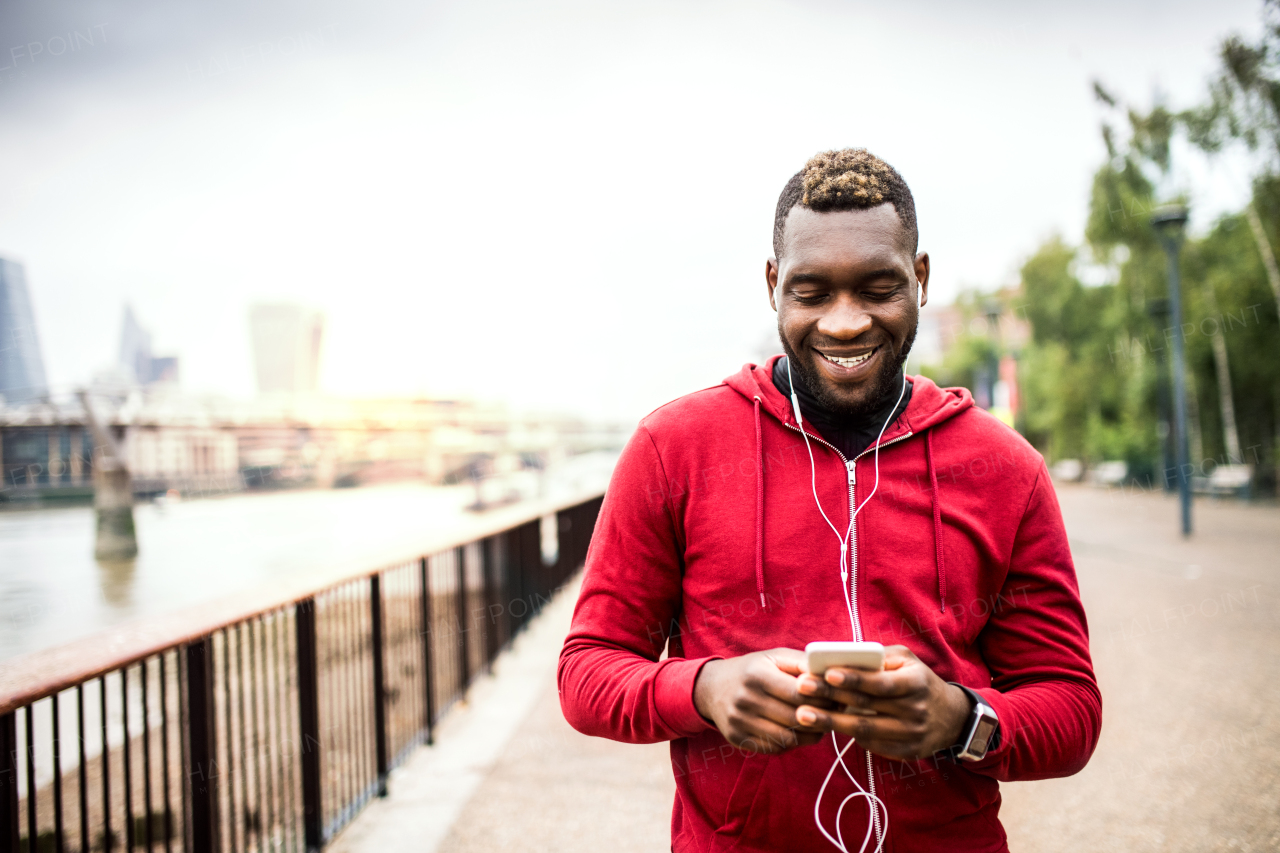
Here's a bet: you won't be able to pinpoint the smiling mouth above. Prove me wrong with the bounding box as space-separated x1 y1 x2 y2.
818 347 878 369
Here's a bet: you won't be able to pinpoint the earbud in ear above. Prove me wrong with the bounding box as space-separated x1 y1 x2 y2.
785 357 804 426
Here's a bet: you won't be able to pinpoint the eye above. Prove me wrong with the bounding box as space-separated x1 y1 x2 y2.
791 292 828 305
863 288 901 302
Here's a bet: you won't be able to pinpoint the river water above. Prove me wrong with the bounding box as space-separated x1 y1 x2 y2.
0 454 616 661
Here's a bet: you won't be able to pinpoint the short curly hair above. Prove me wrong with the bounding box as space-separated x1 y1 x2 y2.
773 148 918 258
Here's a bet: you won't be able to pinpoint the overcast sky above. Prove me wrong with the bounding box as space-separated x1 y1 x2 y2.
0 0 1264 420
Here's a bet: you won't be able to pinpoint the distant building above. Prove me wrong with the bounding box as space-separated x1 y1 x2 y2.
0 258 49 405
119 305 180 386
149 357 179 383
911 288 1030 424
910 302 966 370
1 391 628 500
249 304 324 394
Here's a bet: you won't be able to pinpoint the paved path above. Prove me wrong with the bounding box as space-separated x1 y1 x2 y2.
998 485 1279 852
334 484 1279 852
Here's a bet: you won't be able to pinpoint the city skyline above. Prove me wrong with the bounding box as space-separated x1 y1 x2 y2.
0 1 1263 420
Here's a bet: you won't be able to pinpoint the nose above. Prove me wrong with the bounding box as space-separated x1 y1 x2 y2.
815 292 872 341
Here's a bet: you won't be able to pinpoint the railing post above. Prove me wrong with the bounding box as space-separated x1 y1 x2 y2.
370 575 389 796
505 529 523 636
184 638 219 853
418 558 435 745
503 533 514 642
455 546 470 688
482 538 499 668
567 504 584 575
563 510 578 585
528 520 543 615
549 512 562 587
295 598 323 851
523 521 542 619
492 535 509 649
0 711 17 852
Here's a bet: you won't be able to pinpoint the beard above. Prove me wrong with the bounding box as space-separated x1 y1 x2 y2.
779 322 917 421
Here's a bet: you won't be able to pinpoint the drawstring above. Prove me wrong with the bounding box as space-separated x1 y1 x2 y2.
754 397 766 608
925 431 946 613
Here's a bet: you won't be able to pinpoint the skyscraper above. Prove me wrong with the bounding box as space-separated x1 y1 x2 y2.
249 304 324 394
119 304 153 384
0 258 49 405
119 305 180 386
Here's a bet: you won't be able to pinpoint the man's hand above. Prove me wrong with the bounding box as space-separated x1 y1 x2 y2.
793 645 971 760
693 648 836 755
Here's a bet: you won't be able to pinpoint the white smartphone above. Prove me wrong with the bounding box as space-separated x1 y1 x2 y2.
804 641 885 675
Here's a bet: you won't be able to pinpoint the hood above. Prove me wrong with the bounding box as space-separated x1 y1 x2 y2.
723 354 976 613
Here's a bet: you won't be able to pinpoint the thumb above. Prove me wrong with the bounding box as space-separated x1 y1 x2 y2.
882 644 917 670
765 648 806 675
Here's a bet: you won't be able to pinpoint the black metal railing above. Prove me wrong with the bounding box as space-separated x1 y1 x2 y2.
0 493 603 852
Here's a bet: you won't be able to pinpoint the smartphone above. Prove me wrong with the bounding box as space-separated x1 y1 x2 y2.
803 641 885 675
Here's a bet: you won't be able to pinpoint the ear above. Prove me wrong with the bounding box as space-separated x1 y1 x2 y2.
766 258 780 311
914 252 930 308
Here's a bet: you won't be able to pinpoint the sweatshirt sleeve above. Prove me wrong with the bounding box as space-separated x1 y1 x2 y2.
965 465 1102 781
557 424 719 743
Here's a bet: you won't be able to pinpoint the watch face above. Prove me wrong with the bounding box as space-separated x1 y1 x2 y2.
969 717 997 757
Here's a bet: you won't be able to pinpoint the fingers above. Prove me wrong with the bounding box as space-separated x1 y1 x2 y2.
794 730 825 747
739 727 825 752
799 675 916 716
756 656 839 710
793 706 933 759
821 661 924 697
797 670 900 706
788 647 951 760
731 715 810 754
703 650 848 757
726 706 827 754
750 692 825 733
716 650 839 755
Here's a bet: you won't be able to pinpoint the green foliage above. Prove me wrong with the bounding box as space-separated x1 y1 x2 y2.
1010 2 1280 493
1013 126 1280 490
1085 157 1159 253
1181 212 1280 467
1014 235 1160 474
1181 5 1280 163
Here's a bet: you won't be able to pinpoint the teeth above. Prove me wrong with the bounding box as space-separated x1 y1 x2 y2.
823 350 874 368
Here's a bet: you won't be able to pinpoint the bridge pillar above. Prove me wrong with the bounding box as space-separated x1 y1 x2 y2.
94 460 137 559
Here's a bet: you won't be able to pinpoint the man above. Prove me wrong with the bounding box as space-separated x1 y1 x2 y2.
558 148 1100 852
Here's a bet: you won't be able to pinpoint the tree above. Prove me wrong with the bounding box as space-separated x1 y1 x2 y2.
1181 2 1280 320
1090 81 1259 475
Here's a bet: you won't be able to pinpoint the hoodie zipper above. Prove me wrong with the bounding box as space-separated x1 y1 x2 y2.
847 430 912 849
784 421 913 849
781 422 913 639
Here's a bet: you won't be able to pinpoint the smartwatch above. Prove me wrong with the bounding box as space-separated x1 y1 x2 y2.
947 683 999 762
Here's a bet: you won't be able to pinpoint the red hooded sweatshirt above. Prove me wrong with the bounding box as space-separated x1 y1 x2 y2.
558 358 1100 853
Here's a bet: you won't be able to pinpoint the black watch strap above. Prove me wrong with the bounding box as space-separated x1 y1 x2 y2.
946 682 1001 756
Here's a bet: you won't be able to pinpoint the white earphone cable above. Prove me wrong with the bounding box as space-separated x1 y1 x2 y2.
787 358 907 636
786 355 906 853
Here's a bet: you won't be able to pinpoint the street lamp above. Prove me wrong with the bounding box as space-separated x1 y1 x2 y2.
1146 298 1174 494
1151 203 1192 536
